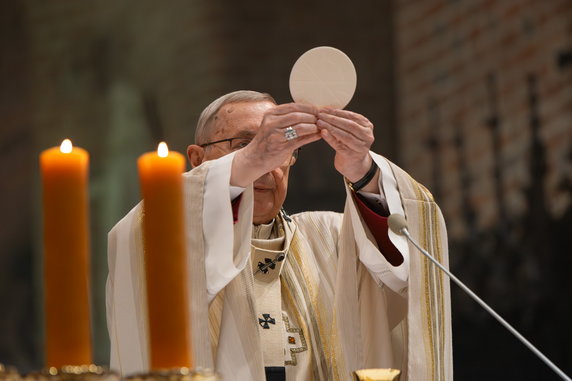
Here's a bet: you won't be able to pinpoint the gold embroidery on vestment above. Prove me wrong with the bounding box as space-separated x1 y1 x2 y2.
289 232 332 378
283 314 308 366
432 202 446 379
413 181 436 381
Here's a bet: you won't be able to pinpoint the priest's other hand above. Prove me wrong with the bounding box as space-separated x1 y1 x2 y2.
317 108 380 193
231 103 321 187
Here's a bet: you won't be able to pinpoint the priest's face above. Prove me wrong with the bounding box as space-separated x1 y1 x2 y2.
189 101 292 224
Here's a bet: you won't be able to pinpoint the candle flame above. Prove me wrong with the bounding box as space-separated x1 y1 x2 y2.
157 142 169 158
60 139 73 154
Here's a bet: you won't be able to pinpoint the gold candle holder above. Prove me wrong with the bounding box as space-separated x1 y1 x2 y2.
0 363 22 381
124 368 220 381
21 365 119 381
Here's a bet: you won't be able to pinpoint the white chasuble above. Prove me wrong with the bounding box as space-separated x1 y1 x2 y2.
106 151 453 380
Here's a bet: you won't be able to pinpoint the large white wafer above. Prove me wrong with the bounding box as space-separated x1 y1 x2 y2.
289 46 357 109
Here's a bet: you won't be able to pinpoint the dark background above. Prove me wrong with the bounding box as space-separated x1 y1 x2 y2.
1 1 570 379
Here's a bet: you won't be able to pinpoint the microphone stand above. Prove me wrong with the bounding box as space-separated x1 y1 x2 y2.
389 215 571 381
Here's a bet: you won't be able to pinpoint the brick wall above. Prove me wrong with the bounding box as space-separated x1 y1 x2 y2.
394 1 572 377
395 0 572 239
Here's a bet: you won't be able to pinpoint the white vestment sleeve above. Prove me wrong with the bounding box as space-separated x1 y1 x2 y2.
229 185 245 200
106 204 149 375
106 153 253 375
201 152 254 302
345 152 410 293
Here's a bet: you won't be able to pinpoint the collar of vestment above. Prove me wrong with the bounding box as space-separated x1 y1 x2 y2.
252 219 276 240
250 215 296 278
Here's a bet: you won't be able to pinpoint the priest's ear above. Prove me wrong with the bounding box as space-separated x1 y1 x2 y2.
187 144 205 168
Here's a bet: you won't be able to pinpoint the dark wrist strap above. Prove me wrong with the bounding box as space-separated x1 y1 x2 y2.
347 159 378 192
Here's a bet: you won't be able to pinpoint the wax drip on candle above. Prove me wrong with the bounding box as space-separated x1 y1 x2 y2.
158 142 169 157
60 139 73 154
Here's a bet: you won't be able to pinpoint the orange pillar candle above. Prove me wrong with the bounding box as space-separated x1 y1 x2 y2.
138 142 192 369
40 139 92 368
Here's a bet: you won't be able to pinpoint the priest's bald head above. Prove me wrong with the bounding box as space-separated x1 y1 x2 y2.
187 91 303 225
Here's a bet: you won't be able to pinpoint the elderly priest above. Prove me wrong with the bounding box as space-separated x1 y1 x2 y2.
106 90 453 380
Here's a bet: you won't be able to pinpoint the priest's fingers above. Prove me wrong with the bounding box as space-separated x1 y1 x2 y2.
282 123 319 140
321 107 371 126
259 110 315 144
291 132 322 150
271 102 319 116
316 118 372 153
264 112 317 131
320 127 375 184
258 108 315 143
320 128 352 152
318 112 373 141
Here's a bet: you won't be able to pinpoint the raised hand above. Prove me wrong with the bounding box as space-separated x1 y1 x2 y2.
317 108 379 193
231 103 321 187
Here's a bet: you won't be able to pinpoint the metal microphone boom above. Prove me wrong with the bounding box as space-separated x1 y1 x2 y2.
387 214 571 381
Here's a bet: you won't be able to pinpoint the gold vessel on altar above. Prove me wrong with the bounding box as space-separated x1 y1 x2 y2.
124 368 220 381
354 368 401 381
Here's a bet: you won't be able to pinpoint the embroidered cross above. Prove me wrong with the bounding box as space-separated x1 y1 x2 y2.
258 313 276 329
257 254 285 274
257 258 276 274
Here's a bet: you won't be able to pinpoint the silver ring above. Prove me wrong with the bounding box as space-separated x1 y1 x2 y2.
284 126 298 141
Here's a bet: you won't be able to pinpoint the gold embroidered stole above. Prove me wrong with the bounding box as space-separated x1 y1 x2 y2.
282 227 336 380
387 163 453 381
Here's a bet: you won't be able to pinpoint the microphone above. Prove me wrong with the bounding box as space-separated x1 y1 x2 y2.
388 214 571 381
